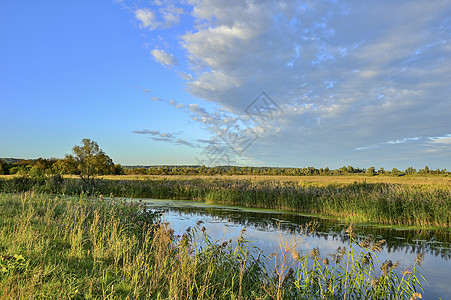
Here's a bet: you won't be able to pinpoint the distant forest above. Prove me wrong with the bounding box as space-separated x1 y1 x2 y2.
0 157 448 177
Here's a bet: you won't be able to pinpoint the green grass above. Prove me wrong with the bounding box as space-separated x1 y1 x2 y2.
0 192 426 299
1 176 449 228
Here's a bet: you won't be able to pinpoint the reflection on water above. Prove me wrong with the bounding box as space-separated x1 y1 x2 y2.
141 199 451 299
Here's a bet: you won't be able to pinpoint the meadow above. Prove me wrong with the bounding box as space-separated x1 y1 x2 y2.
0 175 449 228
0 192 426 299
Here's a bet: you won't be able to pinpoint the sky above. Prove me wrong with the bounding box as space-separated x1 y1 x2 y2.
1 0 450 170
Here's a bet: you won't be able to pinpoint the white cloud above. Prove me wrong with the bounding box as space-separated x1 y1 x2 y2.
128 0 451 168
133 2 184 30
151 49 178 66
133 129 197 148
132 129 160 135
134 8 158 30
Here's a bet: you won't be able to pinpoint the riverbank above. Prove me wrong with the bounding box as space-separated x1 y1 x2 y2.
0 192 426 299
0 176 450 228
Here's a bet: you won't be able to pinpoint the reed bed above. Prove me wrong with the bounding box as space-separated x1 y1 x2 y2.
0 192 426 299
0 176 450 228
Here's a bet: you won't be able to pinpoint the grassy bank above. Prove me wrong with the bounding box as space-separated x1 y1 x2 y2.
0 176 450 228
0 192 426 299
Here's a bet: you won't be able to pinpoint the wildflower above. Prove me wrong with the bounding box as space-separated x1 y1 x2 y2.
410 292 422 300
323 257 329 265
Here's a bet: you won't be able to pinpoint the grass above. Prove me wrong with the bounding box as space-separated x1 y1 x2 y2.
95 174 451 187
1 175 449 228
0 192 426 299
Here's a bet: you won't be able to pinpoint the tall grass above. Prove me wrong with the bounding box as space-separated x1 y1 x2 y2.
0 192 426 299
1 176 450 228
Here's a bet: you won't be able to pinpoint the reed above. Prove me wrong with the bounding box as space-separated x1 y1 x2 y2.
0 176 450 228
0 192 427 299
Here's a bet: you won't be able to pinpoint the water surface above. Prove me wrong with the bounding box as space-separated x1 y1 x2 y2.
141 198 451 299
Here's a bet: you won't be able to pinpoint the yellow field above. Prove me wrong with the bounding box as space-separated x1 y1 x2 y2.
96 174 450 186
1 174 449 186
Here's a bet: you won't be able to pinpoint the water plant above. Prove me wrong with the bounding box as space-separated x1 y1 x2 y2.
0 192 428 299
1 176 449 228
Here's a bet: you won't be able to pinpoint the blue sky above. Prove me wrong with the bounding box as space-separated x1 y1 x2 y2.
1 0 450 169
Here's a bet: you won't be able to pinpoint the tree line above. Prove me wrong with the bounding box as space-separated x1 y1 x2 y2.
0 139 449 179
124 165 449 176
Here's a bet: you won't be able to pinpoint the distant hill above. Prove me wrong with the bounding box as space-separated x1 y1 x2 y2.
0 158 24 164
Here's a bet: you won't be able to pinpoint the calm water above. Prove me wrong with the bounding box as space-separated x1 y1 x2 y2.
140 199 451 299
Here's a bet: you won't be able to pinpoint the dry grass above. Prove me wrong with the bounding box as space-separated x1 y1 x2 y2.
95 174 451 187
1 174 449 187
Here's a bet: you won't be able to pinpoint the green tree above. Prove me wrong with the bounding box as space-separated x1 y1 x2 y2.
391 168 403 176
405 167 417 175
64 139 114 183
366 167 376 176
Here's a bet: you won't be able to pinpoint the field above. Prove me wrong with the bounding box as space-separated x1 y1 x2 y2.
96 174 451 187
0 192 426 299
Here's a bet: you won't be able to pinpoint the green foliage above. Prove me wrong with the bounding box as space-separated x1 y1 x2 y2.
366 167 376 176
0 178 450 228
0 193 426 299
65 139 115 183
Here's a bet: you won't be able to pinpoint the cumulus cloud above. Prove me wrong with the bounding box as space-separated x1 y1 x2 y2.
128 0 451 167
134 8 158 30
133 2 184 30
151 49 178 66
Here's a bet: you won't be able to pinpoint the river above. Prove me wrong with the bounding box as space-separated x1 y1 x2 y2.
141 198 451 299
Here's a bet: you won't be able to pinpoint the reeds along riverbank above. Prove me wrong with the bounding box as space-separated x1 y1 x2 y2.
0 176 450 228
0 192 426 299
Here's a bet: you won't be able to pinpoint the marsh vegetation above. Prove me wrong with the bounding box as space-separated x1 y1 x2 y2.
1 176 449 228
0 192 426 299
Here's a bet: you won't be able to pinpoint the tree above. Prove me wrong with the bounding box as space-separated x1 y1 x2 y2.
366 167 376 176
64 139 114 183
391 168 403 176
405 167 417 175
